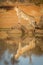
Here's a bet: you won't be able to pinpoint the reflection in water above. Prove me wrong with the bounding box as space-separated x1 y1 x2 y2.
0 49 43 65
0 49 19 65
0 30 43 65
0 10 43 65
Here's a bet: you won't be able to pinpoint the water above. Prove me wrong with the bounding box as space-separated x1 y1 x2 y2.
0 23 43 65
0 49 43 65
0 31 43 65
0 6 43 65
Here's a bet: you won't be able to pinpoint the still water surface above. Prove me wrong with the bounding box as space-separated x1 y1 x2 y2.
0 34 43 65
0 19 43 65
0 49 43 65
